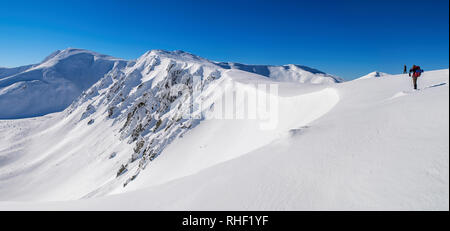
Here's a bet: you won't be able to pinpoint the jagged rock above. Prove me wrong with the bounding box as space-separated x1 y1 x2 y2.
109 152 117 159
108 107 115 118
116 164 128 177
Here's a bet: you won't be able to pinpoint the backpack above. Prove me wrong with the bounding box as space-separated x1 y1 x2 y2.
413 66 423 77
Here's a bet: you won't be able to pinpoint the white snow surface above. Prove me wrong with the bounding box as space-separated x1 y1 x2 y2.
0 49 448 211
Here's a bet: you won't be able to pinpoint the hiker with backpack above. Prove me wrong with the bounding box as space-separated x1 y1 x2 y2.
403 65 407 74
409 65 424 90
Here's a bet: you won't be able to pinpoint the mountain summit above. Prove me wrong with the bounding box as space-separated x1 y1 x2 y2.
0 48 126 119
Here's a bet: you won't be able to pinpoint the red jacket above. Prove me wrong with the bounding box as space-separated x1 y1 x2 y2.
409 66 423 77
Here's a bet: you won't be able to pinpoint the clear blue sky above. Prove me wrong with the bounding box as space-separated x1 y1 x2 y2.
0 0 448 79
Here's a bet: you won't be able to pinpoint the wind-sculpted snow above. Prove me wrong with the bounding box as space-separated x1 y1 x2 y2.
115 82 340 191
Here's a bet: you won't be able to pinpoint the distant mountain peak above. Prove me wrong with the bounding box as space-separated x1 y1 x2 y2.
41 50 62 63
0 48 127 119
357 71 391 80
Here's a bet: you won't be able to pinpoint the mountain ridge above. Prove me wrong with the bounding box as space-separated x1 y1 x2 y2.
0 48 342 119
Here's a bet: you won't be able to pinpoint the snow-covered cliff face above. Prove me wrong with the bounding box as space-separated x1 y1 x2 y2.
68 50 227 189
0 48 126 119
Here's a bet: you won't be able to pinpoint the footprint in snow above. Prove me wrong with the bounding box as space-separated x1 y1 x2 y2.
423 82 447 89
389 82 447 100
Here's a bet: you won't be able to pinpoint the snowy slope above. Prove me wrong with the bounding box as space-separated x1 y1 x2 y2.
0 49 447 210
0 48 126 119
0 65 35 79
112 69 449 210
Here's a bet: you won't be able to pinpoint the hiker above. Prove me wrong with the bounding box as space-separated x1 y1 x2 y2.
403 65 407 74
409 65 424 90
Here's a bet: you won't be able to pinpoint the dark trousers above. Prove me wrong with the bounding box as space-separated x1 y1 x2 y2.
412 76 418 89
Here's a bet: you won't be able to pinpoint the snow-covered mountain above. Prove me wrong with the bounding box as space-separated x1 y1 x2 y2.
0 49 339 120
0 48 126 119
0 48 448 210
0 48 342 199
357 71 391 80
